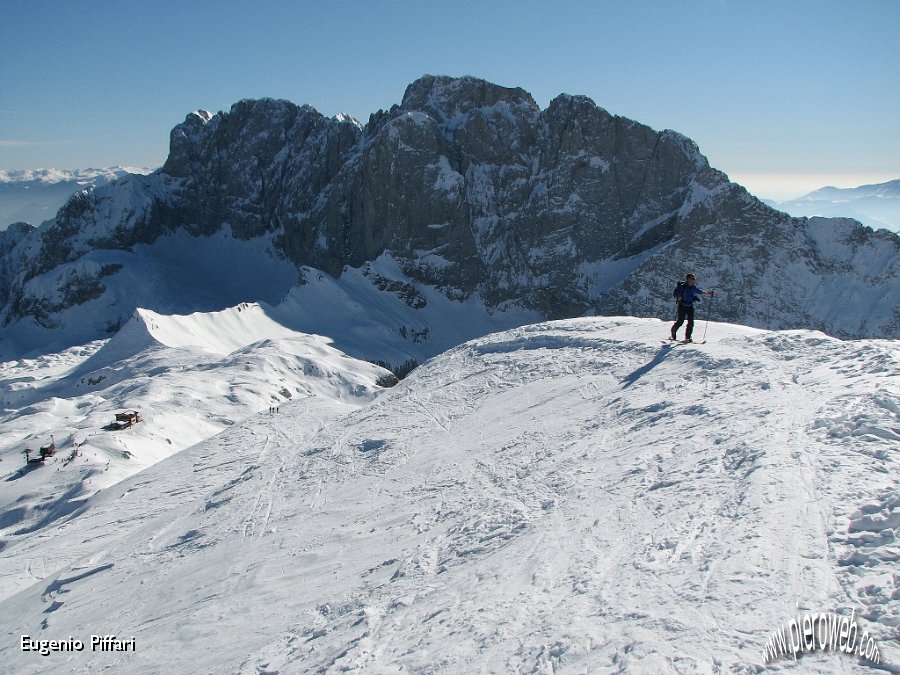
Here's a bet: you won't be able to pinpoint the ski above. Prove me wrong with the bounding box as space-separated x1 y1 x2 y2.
662 339 706 345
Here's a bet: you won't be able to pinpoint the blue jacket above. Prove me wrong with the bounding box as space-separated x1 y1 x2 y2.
676 283 704 306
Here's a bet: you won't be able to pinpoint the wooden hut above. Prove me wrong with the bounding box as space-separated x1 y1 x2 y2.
39 441 55 459
110 410 141 430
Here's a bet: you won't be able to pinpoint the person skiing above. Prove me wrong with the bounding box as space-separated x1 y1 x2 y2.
670 273 714 342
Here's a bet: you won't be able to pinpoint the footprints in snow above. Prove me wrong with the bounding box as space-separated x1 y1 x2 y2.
834 489 899 632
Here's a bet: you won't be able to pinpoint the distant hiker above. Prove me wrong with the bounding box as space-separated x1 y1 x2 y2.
671 273 714 342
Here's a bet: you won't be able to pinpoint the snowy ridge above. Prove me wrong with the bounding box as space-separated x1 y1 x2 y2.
0 317 895 672
98 304 308 358
61 303 330 383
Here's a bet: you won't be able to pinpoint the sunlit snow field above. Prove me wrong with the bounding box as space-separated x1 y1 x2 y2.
0 313 896 673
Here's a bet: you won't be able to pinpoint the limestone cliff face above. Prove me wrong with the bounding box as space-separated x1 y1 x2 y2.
1 75 897 351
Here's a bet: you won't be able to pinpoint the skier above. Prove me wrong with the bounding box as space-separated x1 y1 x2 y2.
671 273 714 342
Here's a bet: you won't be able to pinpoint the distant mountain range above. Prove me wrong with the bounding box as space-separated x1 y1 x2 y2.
0 167 152 230
0 76 897 363
766 179 900 233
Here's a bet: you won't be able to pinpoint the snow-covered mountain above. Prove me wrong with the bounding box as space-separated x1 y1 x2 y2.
0 316 895 672
0 167 153 230
771 179 900 233
1 75 897 365
1 74 896 674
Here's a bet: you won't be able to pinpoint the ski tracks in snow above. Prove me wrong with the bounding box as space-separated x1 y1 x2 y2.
4 319 896 673
238 323 898 672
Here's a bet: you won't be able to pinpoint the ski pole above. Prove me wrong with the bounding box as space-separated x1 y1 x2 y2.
701 293 714 342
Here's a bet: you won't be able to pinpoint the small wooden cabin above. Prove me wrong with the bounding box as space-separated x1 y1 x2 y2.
106 410 141 431
113 411 141 429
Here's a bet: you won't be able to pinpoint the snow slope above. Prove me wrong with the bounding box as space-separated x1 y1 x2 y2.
0 304 391 601
270 254 544 367
0 317 896 672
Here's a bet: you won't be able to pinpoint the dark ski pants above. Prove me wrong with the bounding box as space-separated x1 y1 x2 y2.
672 304 695 339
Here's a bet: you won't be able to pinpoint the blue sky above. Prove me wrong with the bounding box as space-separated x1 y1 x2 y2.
1 0 898 200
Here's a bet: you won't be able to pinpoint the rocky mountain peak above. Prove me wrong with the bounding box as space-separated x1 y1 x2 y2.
163 109 220 177
164 99 336 179
400 75 539 121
